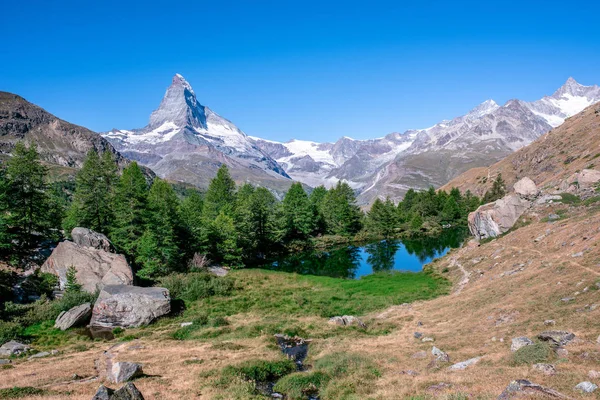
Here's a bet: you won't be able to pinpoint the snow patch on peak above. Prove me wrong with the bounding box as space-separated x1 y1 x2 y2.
466 99 499 120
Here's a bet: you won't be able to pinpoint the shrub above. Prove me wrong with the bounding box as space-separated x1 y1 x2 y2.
558 193 581 205
511 342 554 365
0 320 22 343
273 371 329 399
157 272 234 302
223 359 296 382
0 387 47 398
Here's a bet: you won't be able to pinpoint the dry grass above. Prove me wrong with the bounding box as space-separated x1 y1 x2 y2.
3 202 600 398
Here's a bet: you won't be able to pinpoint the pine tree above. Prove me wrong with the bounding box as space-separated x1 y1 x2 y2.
236 186 278 258
179 190 204 254
482 174 506 204
65 266 82 293
309 185 328 234
209 211 242 267
110 162 149 258
136 178 182 279
6 142 52 247
63 150 117 234
367 198 398 238
0 169 12 251
203 165 236 219
282 182 315 239
321 181 362 235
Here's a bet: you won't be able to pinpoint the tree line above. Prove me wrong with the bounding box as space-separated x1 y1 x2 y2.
0 142 485 281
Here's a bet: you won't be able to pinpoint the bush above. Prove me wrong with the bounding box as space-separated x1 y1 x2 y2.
0 320 22 344
223 359 296 382
157 272 234 302
558 193 581 205
511 342 554 365
273 371 329 399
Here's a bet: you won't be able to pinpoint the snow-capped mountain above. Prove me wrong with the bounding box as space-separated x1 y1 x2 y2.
102 74 291 192
253 78 600 204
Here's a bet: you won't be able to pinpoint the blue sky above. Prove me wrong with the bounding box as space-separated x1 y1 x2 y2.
1 0 599 142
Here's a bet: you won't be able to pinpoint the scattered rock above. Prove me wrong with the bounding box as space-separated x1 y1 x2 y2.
513 177 539 200
431 346 450 362
90 285 171 328
427 382 452 392
589 370 600 379
274 334 310 368
180 322 193 327
55 303 92 330
92 385 114 400
0 340 30 357
468 194 531 240
28 351 51 360
41 241 133 293
109 362 143 384
71 227 114 252
498 379 571 399
574 381 598 393
510 337 534 352
448 357 481 370
111 382 145 400
532 363 556 376
537 331 575 346
400 369 419 376
413 332 423 339
544 320 556 326
328 315 366 328
547 213 560 221
556 348 569 358
411 351 427 359
416 321 423 326
421 337 434 342
572 252 584 258
0 359 11 365
206 265 229 277
561 297 575 303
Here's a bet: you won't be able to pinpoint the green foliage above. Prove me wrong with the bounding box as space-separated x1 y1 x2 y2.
282 182 316 239
0 387 48 398
179 190 204 254
321 181 362 236
223 358 296 382
366 198 397 238
0 170 13 251
558 192 581 205
157 272 235 302
482 173 506 204
209 212 243 267
511 342 554 366
64 266 82 293
273 371 329 399
203 164 236 220
0 320 22 344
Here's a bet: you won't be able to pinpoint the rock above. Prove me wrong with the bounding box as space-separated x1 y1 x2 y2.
180 322 193 327
411 351 427 359
92 385 114 400
537 331 575 346
328 315 366 328
400 369 419 376
544 320 556 326
589 370 600 379
41 241 133 293
413 332 423 339
575 169 600 188
109 362 143 384
71 227 114 252
468 194 530 240
431 346 450 362
510 337 534 352
532 363 556 376
513 177 539 200
0 340 30 357
90 285 170 328
575 381 598 393
427 382 452 392
0 359 11 365
421 337 434 342
498 379 571 399
448 357 481 370
535 195 562 205
206 266 228 277
572 252 584 258
28 351 50 360
55 303 92 330
556 348 569 358
111 382 144 400
561 297 575 302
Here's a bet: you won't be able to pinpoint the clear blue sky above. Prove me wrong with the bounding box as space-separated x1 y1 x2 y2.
1 0 599 142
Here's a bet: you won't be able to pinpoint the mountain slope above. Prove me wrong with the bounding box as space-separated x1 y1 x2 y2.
101 74 292 193
0 92 132 177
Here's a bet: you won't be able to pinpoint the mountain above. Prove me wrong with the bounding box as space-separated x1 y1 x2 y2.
254 78 600 204
0 91 133 178
101 74 292 193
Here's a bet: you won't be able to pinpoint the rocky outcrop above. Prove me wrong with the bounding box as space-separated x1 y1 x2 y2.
537 331 575 347
468 194 530 240
109 362 144 383
41 241 133 293
54 303 92 330
93 382 144 400
71 228 114 252
510 337 534 352
498 379 571 399
448 356 481 370
0 340 30 357
328 315 366 328
90 285 170 328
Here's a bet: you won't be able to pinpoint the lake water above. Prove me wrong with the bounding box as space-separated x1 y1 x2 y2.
262 228 468 279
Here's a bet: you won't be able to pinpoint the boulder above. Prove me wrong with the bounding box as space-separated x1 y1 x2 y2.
0 359 11 365
431 346 450 362
537 331 575 347
589 370 600 379
468 195 530 240
28 351 50 360
71 227 114 252
90 285 170 328
510 337 534 352
41 241 133 293
497 379 570 399
55 303 92 330
0 340 30 356
574 169 600 188
111 382 144 400
109 362 144 383
92 385 114 400
532 363 556 376
575 381 598 393
328 315 366 328
513 177 539 200
448 356 481 370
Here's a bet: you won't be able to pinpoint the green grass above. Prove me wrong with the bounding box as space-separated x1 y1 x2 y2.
0 387 48 399
558 193 581 205
222 358 297 382
511 342 554 366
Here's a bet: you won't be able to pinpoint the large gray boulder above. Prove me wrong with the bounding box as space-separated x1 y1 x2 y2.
55 303 92 330
41 241 133 293
511 337 534 352
71 227 114 252
513 177 539 200
109 362 144 383
111 382 145 400
537 331 575 347
0 340 30 357
468 195 530 240
90 285 170 328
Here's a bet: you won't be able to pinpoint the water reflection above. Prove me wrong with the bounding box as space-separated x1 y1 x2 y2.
263 228 468 279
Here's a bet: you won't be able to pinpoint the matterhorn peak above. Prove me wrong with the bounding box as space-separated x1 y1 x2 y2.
148 74 207 130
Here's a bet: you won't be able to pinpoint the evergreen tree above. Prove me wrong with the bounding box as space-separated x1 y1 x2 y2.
203 165 236 219
208 211 242 267
136 178 181 279
64 266 82 293
63 150 117 234
236 186 278 258
6 142 52 247
179 190 204 254
367 198 398 238
282 182 315 239
0 169 12 251
441 195 461 223
321 181 362 235
482 173 506 204
309 185 328 234
110 162 149 258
